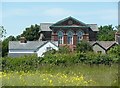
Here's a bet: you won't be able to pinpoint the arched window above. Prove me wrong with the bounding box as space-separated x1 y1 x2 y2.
58 31 63 44
67 31 73 44
77 31 83 42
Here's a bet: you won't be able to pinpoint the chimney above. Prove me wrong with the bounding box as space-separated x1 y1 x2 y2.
115 32 120 44
20 37 27 43
38 33 45 41
83 33 89 41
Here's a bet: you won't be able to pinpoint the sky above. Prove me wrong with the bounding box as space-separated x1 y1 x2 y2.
1 2 118 38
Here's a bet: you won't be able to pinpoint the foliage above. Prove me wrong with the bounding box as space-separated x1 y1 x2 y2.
97 25 116 41
58 45 71 54
115 25 120 32
2 36 16 57
108 45 120 56
16 24 40 41
1 64 118 86
76 40 93 53
2 52 119 72
0 26 6 39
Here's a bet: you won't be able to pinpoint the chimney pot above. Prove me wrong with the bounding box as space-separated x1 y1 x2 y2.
20 37 27 43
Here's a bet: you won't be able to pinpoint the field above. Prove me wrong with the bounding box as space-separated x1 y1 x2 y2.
1 63 118 86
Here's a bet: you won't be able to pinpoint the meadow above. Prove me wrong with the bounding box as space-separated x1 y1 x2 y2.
1 63 118 86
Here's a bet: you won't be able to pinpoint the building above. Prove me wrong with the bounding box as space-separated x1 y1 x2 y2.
8 16 120 57
90 41 117 54
40 16 99 50
8 37 58 57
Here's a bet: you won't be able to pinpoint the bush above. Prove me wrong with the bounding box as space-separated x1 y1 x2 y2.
76 40 93 53
2 51 119 72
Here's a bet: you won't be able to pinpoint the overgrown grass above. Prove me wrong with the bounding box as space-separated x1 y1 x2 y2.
1 63 118 86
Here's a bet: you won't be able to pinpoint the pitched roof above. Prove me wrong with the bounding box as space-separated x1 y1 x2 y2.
9 41 58 51
50 16 87 27
39 17 98 32
87 24 99 31
90 41 117 50
40 23 52 32
40 23 98 32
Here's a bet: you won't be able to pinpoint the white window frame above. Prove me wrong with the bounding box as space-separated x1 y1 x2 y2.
58 31 64 44
67 31 73 44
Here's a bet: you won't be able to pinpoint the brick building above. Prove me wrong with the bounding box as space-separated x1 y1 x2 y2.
40 16 99 50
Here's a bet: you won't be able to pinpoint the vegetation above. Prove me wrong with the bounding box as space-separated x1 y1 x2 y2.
1 45 119 86
0 26 6 39
76 40 93 53
2 36 16 57
1 25 119 57
97 25 116 41
1 63 118 86
16 24 40 41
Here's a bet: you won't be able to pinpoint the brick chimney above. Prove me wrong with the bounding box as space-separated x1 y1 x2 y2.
115 32 120 44
20 37 27 43
83 33 89 41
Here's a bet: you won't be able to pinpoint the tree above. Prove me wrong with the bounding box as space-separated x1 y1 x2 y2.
16 24 40 41
108 45 120 56
97 25 116 41
0 26 6 40
115 25 120 32
76 40 93 53
2 36 16 57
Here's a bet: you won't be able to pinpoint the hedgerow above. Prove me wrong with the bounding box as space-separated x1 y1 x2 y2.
1 51 119 72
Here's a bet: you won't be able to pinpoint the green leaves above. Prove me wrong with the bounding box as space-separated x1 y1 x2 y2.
76 40 93 53
20 24 40 41
97 25 116 41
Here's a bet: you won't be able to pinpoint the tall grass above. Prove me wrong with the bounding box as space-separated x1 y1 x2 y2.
2 63 118 86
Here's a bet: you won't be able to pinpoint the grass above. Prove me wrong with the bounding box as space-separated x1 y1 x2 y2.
1 63 118 86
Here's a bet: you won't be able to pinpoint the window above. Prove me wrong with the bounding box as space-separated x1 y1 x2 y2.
67 31 73 44
46 47 52 51
58 31 63 44
77 31 83 43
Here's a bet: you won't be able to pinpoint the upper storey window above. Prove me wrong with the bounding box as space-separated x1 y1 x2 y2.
77 31 83 42
58 31 63 44
67 31 73 44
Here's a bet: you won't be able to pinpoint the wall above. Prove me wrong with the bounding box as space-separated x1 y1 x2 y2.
92 44 106 54
36 42 58 57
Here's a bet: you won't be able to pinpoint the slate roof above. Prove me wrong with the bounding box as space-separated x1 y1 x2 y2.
40 23 98 32
50 16 87 27
89 41 117 50
87 24 99 31
9 41 58 50
40 23 52 32
39 17 99 32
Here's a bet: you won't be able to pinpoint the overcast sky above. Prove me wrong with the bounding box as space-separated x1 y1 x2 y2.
1 2 118 37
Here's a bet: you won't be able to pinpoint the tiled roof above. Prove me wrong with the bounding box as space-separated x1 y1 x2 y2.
9 41 58 50
90 41 117 50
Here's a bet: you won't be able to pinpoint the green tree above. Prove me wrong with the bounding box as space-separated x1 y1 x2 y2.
115 25 120 32
2 36 16 57
16 24 40 41
0 26 6 39
76 40 93 53
108 45 120 56
97 25 116 41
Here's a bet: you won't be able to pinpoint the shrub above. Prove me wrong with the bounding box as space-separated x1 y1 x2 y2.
76 40 93 53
